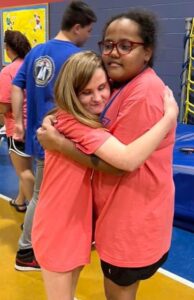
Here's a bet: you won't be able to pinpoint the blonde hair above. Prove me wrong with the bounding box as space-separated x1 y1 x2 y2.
55 51 107 128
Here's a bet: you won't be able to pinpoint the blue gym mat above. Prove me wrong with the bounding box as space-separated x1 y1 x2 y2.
173 123 194 232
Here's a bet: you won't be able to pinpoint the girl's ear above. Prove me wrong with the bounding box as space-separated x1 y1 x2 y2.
144 47 153 63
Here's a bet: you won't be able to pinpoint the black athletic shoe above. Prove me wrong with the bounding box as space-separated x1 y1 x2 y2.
15 248 40 271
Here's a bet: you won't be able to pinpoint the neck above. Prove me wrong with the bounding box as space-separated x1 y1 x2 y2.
12 56 19 62
54 30 75 43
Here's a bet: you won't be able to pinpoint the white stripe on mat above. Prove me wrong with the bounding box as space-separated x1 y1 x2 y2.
159 268 194 288
0 194 11 201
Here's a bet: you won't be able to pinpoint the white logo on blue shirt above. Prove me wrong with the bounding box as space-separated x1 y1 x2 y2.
34 56 55 87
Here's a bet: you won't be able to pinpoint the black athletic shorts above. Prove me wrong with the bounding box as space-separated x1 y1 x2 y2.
100 252 169 286
7 136 30 158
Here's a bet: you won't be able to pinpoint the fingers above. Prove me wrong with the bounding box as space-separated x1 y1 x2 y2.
13 133 24 141
36 127 45 135
42 115 57 127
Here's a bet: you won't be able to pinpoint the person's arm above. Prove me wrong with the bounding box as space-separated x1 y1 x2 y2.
38 87 178 172
37 124 123 175
0 103 11 114
0 114 4 126
94 86 178 171
11 55 28 141
39 103 176 173
0 67 12 114
95 114 175 171
11 85 25 141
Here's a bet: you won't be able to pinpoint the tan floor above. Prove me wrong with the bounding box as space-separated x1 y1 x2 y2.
0 198 193 300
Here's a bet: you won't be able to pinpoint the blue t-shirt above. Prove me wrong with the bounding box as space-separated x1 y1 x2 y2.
13 39 81 159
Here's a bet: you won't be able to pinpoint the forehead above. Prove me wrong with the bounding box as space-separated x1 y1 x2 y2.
84 68 107 87
105 18 140 41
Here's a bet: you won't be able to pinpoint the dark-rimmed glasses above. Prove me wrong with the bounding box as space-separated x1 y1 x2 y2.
98 40 144 56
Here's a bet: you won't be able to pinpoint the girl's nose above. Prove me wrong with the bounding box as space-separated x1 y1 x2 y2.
109 45 120 57
93 91 102 102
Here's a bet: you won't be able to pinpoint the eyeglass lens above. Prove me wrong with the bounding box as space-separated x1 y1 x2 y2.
102 41 133 55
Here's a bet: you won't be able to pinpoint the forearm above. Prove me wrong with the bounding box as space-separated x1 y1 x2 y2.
124 114 176 170
95 114 176 172
55 135 123 175
0 114 4 125
0 103 11 114
11 85 24 125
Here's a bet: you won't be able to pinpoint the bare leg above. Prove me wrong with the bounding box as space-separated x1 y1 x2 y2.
9 151 34 201
71 266 83 298
104 276 140 300
15 180 26 206
42 267 82 300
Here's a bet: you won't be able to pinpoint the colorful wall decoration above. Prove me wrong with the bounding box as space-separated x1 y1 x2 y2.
0 0 63 8
1 4 48 64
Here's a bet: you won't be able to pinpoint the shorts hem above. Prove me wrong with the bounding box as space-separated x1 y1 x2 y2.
96 246 170 268
100 252 169 286
7 137 31 158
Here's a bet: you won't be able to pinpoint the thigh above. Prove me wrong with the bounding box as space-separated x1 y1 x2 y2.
42 268 78 300
8 137 33 174
72 266 83 295
9 151 33 174
104 277 139 300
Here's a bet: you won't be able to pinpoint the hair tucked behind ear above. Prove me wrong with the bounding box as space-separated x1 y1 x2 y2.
54 51 106 128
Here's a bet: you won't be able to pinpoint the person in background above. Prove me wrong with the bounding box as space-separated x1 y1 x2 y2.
11 1 97 271
0 114 4 127
32 50 178 300
0 30 34 212
37 9 178 300
0 114 6 144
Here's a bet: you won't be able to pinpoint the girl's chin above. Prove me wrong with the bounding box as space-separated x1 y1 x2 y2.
90 108 104 115
107 70 124 81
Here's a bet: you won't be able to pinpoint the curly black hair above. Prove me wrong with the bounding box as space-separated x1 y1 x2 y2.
4 30 31 58
102 8 158 67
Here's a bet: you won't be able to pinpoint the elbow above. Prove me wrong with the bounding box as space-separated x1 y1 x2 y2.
121 150 142 172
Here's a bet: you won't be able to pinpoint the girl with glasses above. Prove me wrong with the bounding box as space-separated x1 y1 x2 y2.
35 9 178 300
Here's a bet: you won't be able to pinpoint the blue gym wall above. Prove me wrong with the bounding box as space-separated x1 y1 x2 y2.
49 0 194 104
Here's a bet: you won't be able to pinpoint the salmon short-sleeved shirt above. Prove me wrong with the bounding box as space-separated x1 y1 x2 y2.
93 68 176 267
0 59 27 136
32 110 111 272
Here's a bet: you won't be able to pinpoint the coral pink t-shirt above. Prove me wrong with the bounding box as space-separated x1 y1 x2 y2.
93 68 176 267
32 110 111 272
0 59 27 137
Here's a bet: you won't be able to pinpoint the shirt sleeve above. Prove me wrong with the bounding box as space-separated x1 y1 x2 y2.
0 68 12 104
55 111 111 155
